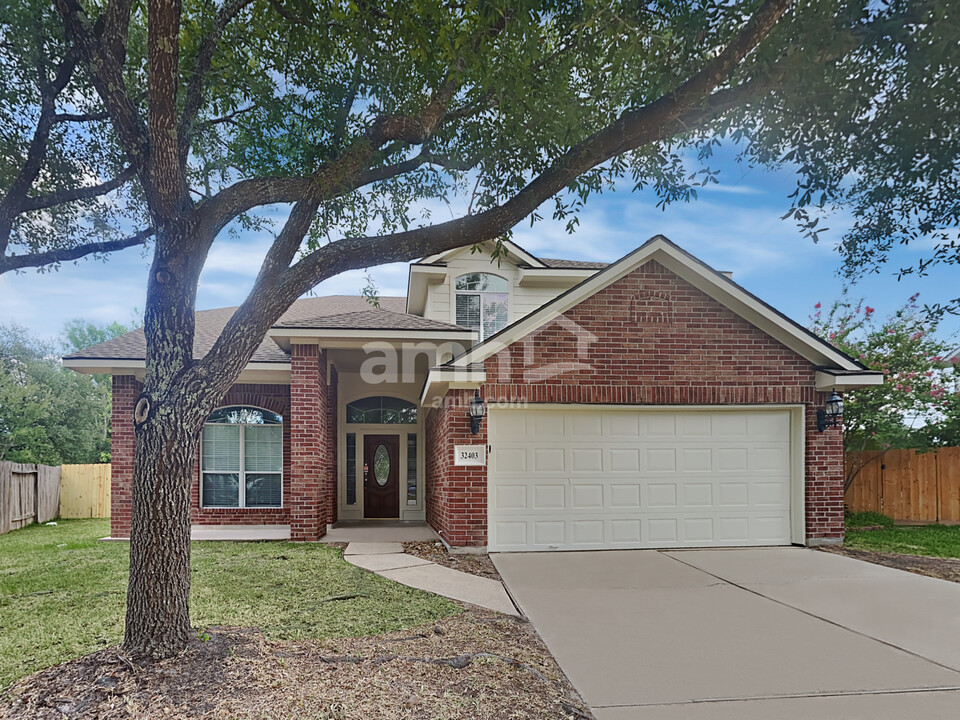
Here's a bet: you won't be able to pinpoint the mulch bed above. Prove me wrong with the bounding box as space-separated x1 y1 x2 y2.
819 545 960 583
403 541 502 581
1 609 591 720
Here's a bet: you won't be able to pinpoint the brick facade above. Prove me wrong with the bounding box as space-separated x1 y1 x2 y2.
109 376 139 538
426 259 845 547
109 368 338 540
425 390 489 547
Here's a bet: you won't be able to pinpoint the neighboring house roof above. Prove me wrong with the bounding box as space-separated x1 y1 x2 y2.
444 235 880 381
64 295 409 363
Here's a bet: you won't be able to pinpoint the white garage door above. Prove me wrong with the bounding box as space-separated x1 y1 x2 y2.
487 407 797 552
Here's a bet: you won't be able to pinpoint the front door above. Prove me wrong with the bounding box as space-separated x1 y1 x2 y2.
363 435 400 518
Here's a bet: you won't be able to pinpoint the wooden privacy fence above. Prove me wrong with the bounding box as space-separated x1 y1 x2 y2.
0 462 60 535
846 447 960 524
60 464 111 518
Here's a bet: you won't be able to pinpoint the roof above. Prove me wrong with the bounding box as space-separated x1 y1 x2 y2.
274 308 468 332
537 258 610 270
65 295 412 363
446 235 876 378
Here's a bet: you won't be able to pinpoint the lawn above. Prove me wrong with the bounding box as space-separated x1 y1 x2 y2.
844 511 960 558
0 519 460 689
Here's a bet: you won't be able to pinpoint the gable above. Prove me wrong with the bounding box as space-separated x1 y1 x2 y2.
483 259 819 388
448 236 876 381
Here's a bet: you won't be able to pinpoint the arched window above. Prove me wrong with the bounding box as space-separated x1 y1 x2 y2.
346 396 417 424
455 272 509 340
201 406 283 508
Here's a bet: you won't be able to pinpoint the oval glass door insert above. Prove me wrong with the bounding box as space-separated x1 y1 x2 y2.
374 444 390 486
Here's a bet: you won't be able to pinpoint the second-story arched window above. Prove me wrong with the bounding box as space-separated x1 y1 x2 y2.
455 273 508 340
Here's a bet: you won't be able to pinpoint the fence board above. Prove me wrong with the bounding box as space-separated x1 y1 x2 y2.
36 465 61 523
939 447 960 523
846 447 960 524
59 464 111 518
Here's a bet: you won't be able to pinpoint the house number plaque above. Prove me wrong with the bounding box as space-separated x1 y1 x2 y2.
454 445 486 466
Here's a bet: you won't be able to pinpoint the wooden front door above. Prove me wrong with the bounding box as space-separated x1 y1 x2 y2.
363 435 400 519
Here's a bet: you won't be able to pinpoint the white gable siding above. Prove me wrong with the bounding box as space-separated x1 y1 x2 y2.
423 252 581 326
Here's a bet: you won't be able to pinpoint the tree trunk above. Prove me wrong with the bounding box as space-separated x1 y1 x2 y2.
123 403 197 658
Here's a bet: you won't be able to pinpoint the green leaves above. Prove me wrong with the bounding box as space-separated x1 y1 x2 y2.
0 321 132 465
810 292 959 455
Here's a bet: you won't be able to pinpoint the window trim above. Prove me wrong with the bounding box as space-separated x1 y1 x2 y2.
454 272 509 341
200 405 284 509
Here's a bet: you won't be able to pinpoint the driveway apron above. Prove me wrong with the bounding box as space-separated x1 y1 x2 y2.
492 548 960 719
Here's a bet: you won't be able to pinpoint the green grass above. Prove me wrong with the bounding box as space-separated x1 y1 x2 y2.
0 519 460 689
845 512 960 559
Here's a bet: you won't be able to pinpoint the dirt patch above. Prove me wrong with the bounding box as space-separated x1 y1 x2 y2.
1 609 591 720
404 541 502 581
820 546 960 583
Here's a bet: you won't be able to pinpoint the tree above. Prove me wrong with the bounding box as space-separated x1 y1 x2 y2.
0 324 111 464
1 0 952 658
61 318 140 460
810 294 958 491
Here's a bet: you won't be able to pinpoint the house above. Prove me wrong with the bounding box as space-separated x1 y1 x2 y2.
63 235 881 550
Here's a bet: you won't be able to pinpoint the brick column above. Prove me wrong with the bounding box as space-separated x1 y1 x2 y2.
110 376 140 538
289 344 326 540
804 399 845 544
426 389 488 548
324 365 338 526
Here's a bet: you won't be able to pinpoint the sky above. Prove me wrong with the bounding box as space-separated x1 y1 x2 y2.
1 145 958 346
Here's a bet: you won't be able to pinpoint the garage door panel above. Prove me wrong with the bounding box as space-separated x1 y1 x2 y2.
488 407 796 551
532 447 564 472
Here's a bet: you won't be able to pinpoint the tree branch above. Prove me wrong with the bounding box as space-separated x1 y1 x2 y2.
21 166 137 212
0 228 153 273
0 52 78 254
278 0 795 298
146 0 186 223
52 110 112 124
178 0 256 164
57 0 150 181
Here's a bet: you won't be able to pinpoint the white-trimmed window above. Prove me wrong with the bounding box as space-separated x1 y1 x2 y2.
455 272 509 340
201 406 283 508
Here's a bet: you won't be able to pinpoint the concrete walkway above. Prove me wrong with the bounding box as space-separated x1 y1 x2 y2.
344 542 519 616
494 548 960 719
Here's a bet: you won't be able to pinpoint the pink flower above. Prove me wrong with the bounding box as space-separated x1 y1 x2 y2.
887 328 896 334
865 306 875 315
895 383 903 390
911 332 924 341
829 332 837 340
814 302 821 309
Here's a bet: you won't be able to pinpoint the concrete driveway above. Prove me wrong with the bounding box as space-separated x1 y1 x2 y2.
492 548 960 719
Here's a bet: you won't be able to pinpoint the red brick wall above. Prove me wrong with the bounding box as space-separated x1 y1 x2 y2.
425 390 488 547
426 259 845 546
326 365 339 526
109 376 139 538
109 370 342 539
285 346 338 540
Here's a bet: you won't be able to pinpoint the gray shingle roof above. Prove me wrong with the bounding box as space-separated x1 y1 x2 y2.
65 295 423 363
275 308 469 332
538 258 610 269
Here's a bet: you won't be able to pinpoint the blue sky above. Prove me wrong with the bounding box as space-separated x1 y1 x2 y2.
2 147 957 345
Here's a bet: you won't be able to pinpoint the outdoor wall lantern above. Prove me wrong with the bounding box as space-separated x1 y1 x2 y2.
817 391 844 432
469 389 486 435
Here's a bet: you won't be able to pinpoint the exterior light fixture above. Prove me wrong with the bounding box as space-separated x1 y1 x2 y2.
468 389 486 435
817 391 844 432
